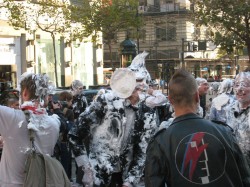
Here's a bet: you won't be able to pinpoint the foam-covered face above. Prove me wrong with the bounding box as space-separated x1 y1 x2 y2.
72 86 83 96
198 82 209 96
234 73 250 109
127 88 140 105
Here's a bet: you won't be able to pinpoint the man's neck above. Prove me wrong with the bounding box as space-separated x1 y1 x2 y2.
174 107 196 117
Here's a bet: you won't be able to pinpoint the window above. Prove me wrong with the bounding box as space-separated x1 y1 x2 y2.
156 22 176 41
156 26 166 41
166 21 176 41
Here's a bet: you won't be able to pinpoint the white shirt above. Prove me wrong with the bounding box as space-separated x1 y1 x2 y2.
0 104 60 187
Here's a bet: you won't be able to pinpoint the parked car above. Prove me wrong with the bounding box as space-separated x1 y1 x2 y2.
83 89 99 104
52 88 99 105
0 89 19 106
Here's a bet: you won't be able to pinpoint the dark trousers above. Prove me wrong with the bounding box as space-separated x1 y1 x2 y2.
60 142 72 180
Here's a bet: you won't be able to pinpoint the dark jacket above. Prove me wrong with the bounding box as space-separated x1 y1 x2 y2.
72 92 88 120
199 95 206 118
145 113 250 187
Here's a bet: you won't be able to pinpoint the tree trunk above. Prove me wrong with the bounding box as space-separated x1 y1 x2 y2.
108 41 113 69
51 33 58 87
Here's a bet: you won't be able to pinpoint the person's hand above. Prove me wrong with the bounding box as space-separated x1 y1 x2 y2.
147 88 154 95
82 167 94 187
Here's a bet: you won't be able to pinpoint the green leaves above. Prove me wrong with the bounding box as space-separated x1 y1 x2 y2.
193 0 250 62
70 0 142 43
4 0 71 34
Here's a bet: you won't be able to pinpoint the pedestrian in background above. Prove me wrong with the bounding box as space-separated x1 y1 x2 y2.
70 80 88 121
196 77 209 118
145 69 250 187
59 90 74 122
6 97 19 109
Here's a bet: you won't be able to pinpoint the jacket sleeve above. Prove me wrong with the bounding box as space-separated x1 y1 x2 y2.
145 90 167 109
209 102 216 121
215 123 250 186
144 138 167 187
228 130 250 186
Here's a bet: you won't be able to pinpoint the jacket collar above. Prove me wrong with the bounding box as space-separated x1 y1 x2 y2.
171 113 201 126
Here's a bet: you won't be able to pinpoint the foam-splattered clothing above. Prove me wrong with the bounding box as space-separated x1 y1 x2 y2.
209 93 236 123
69 90 166 186
123 101 160 186
0 102 60 186
226 100 250 165
69 91 138 185
72 92 88 120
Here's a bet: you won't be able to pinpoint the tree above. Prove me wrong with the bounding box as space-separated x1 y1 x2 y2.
4 0 71 87
70 0 142 69
192 0 250 67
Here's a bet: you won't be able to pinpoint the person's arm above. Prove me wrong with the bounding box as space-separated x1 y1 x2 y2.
215 123 250 186
229 131 250 186
145 138 167 187
68 111 94 186
209 102 217 121
145 89 167 108
0 105 20 133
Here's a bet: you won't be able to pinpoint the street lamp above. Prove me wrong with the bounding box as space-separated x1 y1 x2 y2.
120 37 137 67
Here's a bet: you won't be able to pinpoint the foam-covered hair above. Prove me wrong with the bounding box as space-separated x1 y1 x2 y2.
196 77 207 86
218 79 233 94
127 51 151 82
235 71 250 81
20 72 50 100
71 80 83 91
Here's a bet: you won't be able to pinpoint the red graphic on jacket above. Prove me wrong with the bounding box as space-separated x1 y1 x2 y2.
181 132 209 180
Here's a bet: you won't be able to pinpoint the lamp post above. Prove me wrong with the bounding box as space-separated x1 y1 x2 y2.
120 37 137 67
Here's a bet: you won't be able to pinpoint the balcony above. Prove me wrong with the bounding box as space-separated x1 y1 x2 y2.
138 3 190 16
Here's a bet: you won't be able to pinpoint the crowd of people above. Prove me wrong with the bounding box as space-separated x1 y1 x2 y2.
0 51 250 187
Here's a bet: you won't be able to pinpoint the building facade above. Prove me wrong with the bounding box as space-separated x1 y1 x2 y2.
103 0 248 82
0 0 104 90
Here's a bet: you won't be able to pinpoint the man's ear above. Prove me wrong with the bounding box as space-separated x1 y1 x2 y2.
22 88 29 101
195 91 200 103
168 95 174 105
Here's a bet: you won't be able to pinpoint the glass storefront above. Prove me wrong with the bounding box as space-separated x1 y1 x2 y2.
35 38 62 87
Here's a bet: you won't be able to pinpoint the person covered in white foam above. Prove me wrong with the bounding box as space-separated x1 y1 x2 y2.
127 51 167 109
0 72 60 186
68 51 168 187
226 71 250 165
123 51 168 187
209 78 235 123
68 68 140 187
